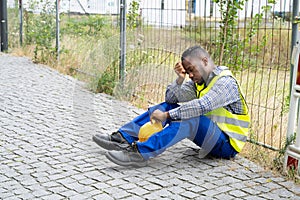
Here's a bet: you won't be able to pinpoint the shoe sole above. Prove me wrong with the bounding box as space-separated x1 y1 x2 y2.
105 151 148 168
92 135 129 151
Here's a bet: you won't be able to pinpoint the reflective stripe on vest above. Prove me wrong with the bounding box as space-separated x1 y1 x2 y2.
196 69 250 152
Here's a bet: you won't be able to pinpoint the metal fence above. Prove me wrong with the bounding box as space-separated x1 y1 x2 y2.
125 0 293 152
6 0 296 151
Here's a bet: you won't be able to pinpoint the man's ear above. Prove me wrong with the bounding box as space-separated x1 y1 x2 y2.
202 57 208 66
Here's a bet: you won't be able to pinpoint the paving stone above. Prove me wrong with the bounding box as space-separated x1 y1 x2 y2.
241 187 263 195
0 175 10 182
92 182 111 190
82 189 100 198
13 187 30 195
128 187 150 196
135 180 151 187
259 192 285 200
229 189 248 198
214 193 235 200
200 182 218 190
65 182 94 194
120 195 145 200
166 186 186 194
2 196 22 200
0 192 15 199
165 194 187 200
150 189 173 198
32 189 51 198
93 193 114 200
41 194 65 200
180 191 199 199
107 178 128 186
78 178 97 185
251 185 271 193
167 177 185 186
56 177 76 185
195 195 215 200
263 181 282 190
60 190 79 198
69 193 90 200
187 185 206 193
71 174 87 181
104 187 131 199
279 181 300 195
216 185 233 193
47 186 68 193
16 192 36 199
120 183 139 190
274 188 297 198
0 187 8 194
244 196 267 200
147 177 171 187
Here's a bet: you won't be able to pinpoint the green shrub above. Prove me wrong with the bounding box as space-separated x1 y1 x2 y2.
62 15 109 38
23 0 57 63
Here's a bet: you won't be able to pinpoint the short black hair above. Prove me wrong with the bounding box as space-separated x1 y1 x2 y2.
181 45 209 62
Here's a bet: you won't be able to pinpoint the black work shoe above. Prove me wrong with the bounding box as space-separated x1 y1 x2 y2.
95 132 127 143
92 132 130 151
105 150 148 167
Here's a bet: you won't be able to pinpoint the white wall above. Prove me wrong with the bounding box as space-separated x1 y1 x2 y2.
194 0 291 18
141 0 186 27
60 0 121 14
195 0 210 17
7 0 122 15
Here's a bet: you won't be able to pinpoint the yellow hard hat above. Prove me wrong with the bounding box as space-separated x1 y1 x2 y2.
138 120 163 142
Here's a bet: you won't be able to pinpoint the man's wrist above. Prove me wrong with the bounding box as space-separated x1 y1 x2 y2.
168 109 179 120
165 112 170 119
176 77 184 85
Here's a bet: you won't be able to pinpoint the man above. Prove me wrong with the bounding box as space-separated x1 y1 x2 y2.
93 45 250 167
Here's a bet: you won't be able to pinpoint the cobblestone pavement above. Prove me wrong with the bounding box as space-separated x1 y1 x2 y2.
1 53 300 200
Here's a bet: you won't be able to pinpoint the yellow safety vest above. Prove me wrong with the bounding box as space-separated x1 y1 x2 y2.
195 70 250 152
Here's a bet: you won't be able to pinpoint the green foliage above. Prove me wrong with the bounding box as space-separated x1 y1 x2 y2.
212 0 275 71
62 15 109 38
281 95 290 116
127 0 141 29
24 0 57 63
273 133 296 177
96 64 118 95
7 7 20 48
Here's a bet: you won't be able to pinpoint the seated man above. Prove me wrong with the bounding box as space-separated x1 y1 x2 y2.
93 45 250 167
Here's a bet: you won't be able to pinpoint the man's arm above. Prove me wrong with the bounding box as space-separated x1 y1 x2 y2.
165 62 197 103
165 79 197 103
168 76 241 120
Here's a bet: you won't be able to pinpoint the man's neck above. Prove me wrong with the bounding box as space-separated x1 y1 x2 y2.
203 64 216 83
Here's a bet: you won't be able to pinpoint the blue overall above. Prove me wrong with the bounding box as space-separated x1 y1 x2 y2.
119 102 238 160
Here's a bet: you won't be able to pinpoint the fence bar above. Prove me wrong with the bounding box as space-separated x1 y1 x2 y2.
56 0 60 60
0 0 8 51
19 0 23 46
119 0 126 85
290 0 299 92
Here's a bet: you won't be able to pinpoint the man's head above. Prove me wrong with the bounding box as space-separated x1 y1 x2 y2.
181 45 215 84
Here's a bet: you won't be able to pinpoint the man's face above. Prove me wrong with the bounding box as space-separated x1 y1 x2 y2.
182 58 205 84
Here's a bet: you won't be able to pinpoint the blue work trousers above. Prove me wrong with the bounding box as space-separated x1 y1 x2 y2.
119 102 238 160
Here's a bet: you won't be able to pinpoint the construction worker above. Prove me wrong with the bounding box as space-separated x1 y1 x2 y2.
93 45 250 167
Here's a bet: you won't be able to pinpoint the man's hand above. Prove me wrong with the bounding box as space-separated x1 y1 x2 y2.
174 62 186 85
150 109 169 123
